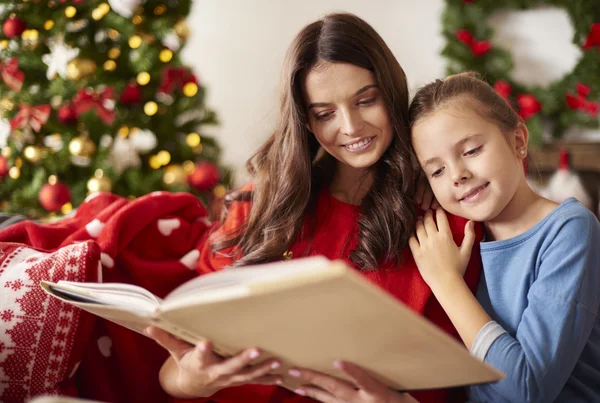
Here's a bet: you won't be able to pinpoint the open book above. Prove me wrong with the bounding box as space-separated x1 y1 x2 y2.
41 256 503 392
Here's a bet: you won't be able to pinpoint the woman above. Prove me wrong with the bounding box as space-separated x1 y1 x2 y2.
148 12 482 403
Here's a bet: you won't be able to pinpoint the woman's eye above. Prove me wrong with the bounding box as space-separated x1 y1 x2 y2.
431 167 444 178
464 146 482 156
315 112 333 121
358 98 375 106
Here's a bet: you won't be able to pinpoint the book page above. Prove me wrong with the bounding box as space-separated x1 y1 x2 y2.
42 280 160 315
165 255 331 302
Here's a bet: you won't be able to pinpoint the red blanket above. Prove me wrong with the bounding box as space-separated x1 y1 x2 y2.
0 191 210 403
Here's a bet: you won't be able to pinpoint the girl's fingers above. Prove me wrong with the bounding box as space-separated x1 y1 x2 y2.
415 216 427 240
460 220 476 263
435 208 451 235
408 235 420 253
423 209 437 233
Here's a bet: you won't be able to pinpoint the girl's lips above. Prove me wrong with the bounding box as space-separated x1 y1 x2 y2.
460 182 489 202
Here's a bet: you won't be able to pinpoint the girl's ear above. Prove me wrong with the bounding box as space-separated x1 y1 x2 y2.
513 123 529 159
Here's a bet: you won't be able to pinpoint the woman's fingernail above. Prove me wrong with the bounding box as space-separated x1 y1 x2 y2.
295 388 307 396
275 378 283 385
199 342 209 352
271 361 281 370
288 369 301 377
249 349 261 359
333 360 344 369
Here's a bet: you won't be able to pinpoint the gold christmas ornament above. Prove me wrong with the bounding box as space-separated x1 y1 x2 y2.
156 150 171 166
48 175 58 185
92 3 110 20
149 155 161 170
103 60 116 71
108 48 120 59
128 35 142 49
185 133 201 148
144 101 158 116
0 98 14 115
23 145 42 163
8 166 20 179
61 202 73 215
159 49 173 63
136 72 150 86
44 20 54 30
162 164 187 187
213 185 227 199
65 6 77 18
87 170 112 193
68 135 96 157
117 125 130 138
67 58 97 81
174 20 190 42
1 147 11 158
132 15 143 25
154 5 167 15
192 144 203 154
183 82 198 97
183 160 195 175
14 157 22 168
0 40 8 50
107 29 120 40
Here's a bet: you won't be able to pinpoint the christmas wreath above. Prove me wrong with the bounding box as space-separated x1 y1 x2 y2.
441 0 600 144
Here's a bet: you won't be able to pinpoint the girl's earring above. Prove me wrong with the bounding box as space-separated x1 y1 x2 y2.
519 150 526 156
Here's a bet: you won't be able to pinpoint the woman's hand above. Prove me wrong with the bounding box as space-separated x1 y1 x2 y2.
289 360 418 403
416 171 439 211
146 326 283 398
408 208 475 289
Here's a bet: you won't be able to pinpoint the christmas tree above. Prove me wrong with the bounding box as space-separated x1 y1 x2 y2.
0 0 231 219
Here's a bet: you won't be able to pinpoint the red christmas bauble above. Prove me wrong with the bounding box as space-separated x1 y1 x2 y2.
3 16 26 39
0 156 8 178
57 104 77 125
39 181 71 212
188 161 220 191
120 83 142 104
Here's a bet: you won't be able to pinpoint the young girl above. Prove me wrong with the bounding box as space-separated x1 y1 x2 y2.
408 72 600 402
147 13 482 403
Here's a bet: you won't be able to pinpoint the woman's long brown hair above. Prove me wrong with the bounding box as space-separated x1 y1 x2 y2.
213 13 416 270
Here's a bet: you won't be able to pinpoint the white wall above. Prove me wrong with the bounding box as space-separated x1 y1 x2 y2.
182 1 597 184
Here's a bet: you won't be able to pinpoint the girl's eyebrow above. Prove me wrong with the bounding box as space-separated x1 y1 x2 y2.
308 84 378 109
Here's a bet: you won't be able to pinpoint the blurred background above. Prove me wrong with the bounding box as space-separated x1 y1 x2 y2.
1 0 599 217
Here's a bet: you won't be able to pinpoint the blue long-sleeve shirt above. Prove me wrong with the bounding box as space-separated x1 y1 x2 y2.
468 198 600 403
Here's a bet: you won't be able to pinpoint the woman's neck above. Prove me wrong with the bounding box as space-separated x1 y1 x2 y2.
484 179 558 241
329 163 374 205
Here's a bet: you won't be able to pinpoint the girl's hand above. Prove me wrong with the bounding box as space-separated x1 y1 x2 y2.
408 208 475 288
289 360 418 403
416 171 440 211
146 326 283 398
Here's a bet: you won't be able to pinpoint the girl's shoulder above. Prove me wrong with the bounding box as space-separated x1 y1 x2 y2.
543 198 599 239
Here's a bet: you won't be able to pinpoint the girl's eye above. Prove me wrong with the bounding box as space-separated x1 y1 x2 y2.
431 167 445 178
357 98 376 106
464 146 482 156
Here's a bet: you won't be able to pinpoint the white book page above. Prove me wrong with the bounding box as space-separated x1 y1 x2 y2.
50 281 160 314
165 256 331 302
